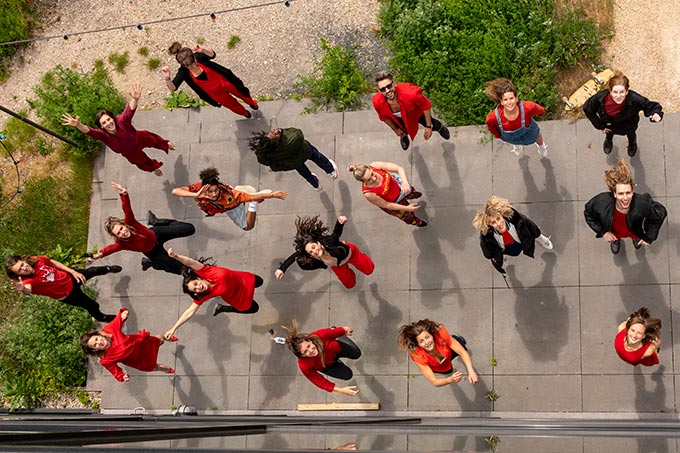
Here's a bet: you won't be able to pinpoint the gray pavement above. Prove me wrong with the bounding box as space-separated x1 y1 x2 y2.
84 100 680 420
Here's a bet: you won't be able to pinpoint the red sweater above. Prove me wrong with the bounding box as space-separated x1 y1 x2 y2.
372 83 432 139
99 309 161 381
614 328 659 366
485 101 546 138
22 256 73 300
193 265 256 311
297 327 346 392
99 193 157 257
86 105 139 155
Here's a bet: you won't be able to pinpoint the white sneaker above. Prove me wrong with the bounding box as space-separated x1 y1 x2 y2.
311 173 322 192
510 145 522 156
537 143 548 157
537 235 553 250
328 158 339 180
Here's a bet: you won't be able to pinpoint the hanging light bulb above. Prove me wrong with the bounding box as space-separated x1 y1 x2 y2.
136 24 144 31
284 0 291 6
210 13 216 21
63 35 69 40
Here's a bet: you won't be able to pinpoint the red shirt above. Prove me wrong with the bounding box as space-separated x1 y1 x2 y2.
22 256 73 300
501 230 516 246
409 326 454 373
86 104 139 155
361 167 401 203
193 265 256 311
99 193 158 257
372 83 432 140
610 208 638 240
186 182 252 216
297 327 346 392
485 101 546 138
614 328 658 366
100 309 161 381
604 93 625 118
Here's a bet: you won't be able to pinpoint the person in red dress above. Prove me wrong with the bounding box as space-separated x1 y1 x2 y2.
283 321 361 396
614 307 661 366
90 181 195 274
347 161 427 227
162 42 258 119
163 249 264 340
62 82 174 176
398 319 477 387
81 308 177 382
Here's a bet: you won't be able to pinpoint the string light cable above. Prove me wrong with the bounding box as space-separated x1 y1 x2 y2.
0 0 294 47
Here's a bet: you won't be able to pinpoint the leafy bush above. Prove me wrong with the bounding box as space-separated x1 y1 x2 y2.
0 0 36 81
146 57 161 70
107 51 130 73
28 65 126 158
227 35 241 49
295 38 371 112
378 0 603 125
163 90 207 110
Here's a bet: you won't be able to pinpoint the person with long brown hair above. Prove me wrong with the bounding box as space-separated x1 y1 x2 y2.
90 181 195 274
283 321 361 396
614 307 661 366
398 319 477 387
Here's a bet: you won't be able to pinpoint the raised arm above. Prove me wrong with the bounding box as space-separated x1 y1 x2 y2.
165 302 201 340
167 248 204 271
161 66 178 91
61 113 91 134
171 185 200 198
451 337 478 384
249 190 288 202
416 361 463 387
128 82 142 111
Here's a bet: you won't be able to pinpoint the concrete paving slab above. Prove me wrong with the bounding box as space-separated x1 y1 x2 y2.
335 130 413 174
583 437 676 453
173 375 250 410
574 118 616 200
494 375 582 412
131 108 197 145
669 285 680 376
407 434 488 452
329 375 407 411
407 375 493 412
249 375 322 410
270 110 344 135
582 371 673 413
492 437 584 453
343 109 384 134
664 114 680 196
665 197 680 283
99 375 176 409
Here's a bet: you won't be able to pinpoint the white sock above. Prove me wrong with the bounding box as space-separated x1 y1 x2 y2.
248 202 258 213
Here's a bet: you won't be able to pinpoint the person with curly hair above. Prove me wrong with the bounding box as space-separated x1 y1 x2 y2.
81 308 177 382
5 255 121 322
275 215 374 289
163 249 264 341
62 82 174 176
583 70 663 157
172 167 288 231
248 127 338 191
283 320 360 396
397 319 477 387
161 42 258 118
472 195 552 274
347 161 427 227
584 158 667 254
614 307 661 366
484 78 548 157
90 181 195 274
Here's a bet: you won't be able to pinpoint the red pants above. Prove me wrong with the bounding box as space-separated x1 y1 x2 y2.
331 242 375 289
210 80 258 118
119 130 169 172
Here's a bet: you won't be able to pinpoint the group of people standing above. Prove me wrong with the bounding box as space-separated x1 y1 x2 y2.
3 38 668 399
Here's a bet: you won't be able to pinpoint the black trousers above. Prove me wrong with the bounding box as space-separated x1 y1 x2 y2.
60 266 115 321
319 335 362 381
144 220 196 274
606 130 637 145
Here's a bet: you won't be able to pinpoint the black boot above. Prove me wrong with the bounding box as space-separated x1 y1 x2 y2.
141 258 153 271
213 304 234 316
400 135 410 150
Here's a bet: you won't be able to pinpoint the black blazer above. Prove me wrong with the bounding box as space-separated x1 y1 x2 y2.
583 89 663 135
584 192 667 243
479 209 541 274
278 221 350 272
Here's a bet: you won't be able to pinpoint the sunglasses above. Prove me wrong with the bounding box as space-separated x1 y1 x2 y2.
378 82 394 93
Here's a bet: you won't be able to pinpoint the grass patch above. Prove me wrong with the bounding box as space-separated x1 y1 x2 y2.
146 57 161 70
0 0 37 82
137 46 149 57
227 35 241 49
107 51 130 73
195 36 206 45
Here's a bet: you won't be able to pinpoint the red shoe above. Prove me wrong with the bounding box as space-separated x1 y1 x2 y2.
167 367 175 374
170 336 179 342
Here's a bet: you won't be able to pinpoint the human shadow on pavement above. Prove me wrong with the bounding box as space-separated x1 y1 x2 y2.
634 365 669 453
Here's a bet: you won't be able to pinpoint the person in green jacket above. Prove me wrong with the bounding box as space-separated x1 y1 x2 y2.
248 127 338 192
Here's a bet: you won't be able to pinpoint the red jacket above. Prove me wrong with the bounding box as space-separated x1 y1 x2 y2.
297 327 346 392
99 193 157 257
372 83 432 139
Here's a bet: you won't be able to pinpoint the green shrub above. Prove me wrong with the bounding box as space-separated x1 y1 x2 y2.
1 115 55 156
295 38 370 112
107 51 130 73
378 0 603 125
227 35 241 49
146 57 161 70
137 46 149 57
163 90 207 110
28 65 126 158
195 37 206 45
0 0 37 81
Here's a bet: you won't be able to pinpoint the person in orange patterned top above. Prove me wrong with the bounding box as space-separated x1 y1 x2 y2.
347 161 427 227
398 319 478 387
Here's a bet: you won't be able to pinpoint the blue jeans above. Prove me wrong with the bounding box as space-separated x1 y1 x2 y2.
295 141 334 188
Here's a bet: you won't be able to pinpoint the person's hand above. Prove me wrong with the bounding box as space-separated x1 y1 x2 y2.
423 128 433 140
71 270 86 285
122 372 130 382
638 239 651 246
89 252 103 261
468 371 479 384
400 181 411 195
167 248 177 259
336 385 359 396
272 190 288 200
164 330 176 341
337 215 347 225
603 128 612 134
194 184 214 199
650 336 662 348
650 113 661 122
404 203 421 212
448 371 463 384
61 113 80 127
603 232 618 242
161 66 171 79
192 44 207 53
11 278 25 293
342 326 353 336
120 309 129 321
129 82 142 100
111 181 127 194
274 269 284 280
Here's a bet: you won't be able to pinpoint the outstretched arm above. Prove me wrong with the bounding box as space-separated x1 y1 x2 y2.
128 82 142 111
165 302 201 340
416 362 463 387
61 113 90 134
363 192 420 212
167 248 204 271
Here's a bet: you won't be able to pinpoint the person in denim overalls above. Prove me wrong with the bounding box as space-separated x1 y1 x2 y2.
485 78 548 157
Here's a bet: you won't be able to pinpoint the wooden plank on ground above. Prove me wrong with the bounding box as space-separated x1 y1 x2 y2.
297 402 380 411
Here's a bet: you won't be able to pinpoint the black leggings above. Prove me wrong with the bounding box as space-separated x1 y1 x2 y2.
60 266 116 321
319 335 362 381
144 220 196 274
224 275 264 314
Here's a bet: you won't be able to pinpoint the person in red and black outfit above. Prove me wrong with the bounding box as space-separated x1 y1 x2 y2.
583 70 663 157
162 42 258 119
91 181 195 274
5 255 120 322
585 158 667 254
62 82 174 176
473 195 553 274
283 321 361 396
372 71 450 151
614 307 661 367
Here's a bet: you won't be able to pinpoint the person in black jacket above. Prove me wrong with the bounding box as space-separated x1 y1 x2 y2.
584 158 667 254
583 70 663 157
473 196 553 274
274 215 374 288
161 42 257 118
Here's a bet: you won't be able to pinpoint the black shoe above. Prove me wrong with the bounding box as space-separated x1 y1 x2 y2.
147 210 158 226
141 258 153 271
101 314 116 323
106 265 123 274
213 304 233 316
400 135 410 150
633 239 642 249
438 124 450 140
627 142 638 157
245 111 252 119
415 219 428 228
452 334 467 349
407 190 423 200
610 240 621 255
603 137 613 155
250 103 259 110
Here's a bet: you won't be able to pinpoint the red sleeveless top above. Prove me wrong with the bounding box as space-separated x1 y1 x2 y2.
614 329 659 366
361 167 400 202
